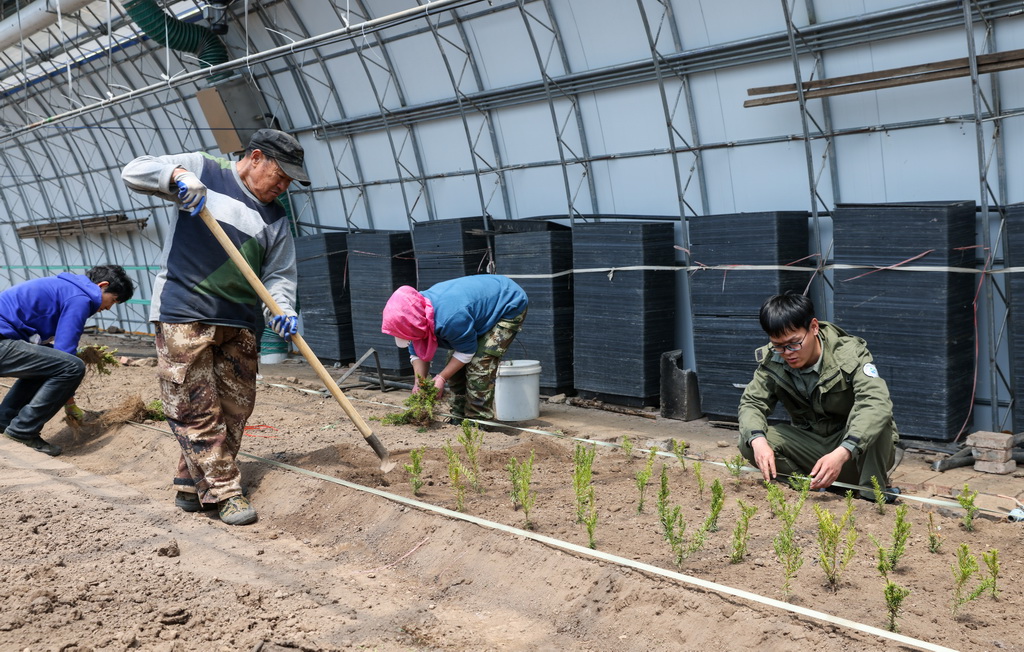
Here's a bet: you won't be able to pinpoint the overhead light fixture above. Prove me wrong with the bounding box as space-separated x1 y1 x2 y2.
204 1 234 36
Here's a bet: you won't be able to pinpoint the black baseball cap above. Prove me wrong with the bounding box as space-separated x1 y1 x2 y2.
248 128 311 186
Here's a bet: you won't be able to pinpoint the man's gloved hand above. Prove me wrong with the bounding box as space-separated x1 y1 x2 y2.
173 170 207 216
65 401 85 422
432 374 447 399
270 313 298 341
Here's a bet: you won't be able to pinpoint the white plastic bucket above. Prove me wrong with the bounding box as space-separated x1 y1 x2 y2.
494 359 541 421
260 328 289 365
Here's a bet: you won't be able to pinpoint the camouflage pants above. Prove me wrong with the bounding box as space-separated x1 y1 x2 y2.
447 309 527 421
155 322 257 505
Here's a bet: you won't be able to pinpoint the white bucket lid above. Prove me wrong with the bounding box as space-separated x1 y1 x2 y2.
497 359 541 377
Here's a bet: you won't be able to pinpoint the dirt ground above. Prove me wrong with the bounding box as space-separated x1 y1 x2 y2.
1 333 1022 652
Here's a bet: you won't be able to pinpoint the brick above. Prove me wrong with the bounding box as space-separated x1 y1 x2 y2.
973 448 1013 462
974 459 1017 474
966 431 1014 450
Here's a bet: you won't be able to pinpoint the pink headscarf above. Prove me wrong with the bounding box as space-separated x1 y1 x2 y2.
381 286 438 361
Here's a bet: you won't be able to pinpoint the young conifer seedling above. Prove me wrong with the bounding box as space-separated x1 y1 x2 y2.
457 419 485 492
724 454 745 483
884 581 911 633
927 512 943 553
621 434 634 459
707 479 725 532
572 442 597 523
635 462 654 514
583 486 598 549
693 461 706 499
957 483 980 531
951 543 993 617
764 480 787 519
982 549 1000 599
656 465 671 531
870 475 887 515
404 446 426 496
671 438 688 471
730 499 758 564
813 491 858 591
382 376 440 426
443 441 468 512
506 450 537 529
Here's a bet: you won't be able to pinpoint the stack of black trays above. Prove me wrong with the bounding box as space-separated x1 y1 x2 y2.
1003 204 1024 433
348 231 418 375
294 233 354 364
688 211 811 419
412 217 490 289
832 202 976 442
494 222 574 394
572 222 676 406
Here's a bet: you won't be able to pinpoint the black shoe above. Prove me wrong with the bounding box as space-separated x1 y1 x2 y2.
3 431 62 456
883 486 902 504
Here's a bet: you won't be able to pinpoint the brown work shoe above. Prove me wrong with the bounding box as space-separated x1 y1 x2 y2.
218 495 257 526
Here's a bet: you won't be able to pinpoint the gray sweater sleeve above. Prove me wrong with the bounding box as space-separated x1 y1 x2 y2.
121 153 205 203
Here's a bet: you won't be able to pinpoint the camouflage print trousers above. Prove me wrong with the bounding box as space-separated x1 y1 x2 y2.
155 322 257 506
447 309 527 421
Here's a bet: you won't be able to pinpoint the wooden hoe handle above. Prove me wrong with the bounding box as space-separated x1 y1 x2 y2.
197 206 395 472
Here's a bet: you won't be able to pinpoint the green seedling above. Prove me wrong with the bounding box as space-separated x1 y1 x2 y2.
671 438 688 471
656 465 671 532
404 446 426 496
663 505 709 566
956 483 979 531
145 399 167 421
884 581 911 633
927 512 943 553
621 434 634 459
382 376 440 426
707 479 724 532
583 485 598 549
694 460 706 499
951 543 993 617
572 442 597 523
871 504 911 577
982 549 1000 599
730 499 758 564
870 475 887 514
764 480 787 519
457 419 485 492
78 344 120 375
772 477 809 600
723 454 745 482
635 463 654 514
506 450 537 528
814 491 858 591
442 441 468 512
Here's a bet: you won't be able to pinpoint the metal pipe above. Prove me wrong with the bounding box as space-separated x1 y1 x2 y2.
0 0 95 53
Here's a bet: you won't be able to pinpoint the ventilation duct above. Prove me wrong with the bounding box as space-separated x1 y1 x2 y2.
0 0 95 53
122 0 229 82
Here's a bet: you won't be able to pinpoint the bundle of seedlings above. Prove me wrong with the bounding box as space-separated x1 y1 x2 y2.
381 376 440 427
77 344 120 375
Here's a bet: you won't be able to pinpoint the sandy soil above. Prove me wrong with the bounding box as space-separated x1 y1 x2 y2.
1 333 1021 652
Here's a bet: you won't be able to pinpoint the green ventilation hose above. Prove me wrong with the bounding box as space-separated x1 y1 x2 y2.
122 0 229 82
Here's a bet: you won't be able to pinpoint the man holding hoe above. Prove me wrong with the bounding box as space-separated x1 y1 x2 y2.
122 128 309 525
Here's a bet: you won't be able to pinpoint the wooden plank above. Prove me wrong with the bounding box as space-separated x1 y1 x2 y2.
746 47 1024 97
744 57 1024 107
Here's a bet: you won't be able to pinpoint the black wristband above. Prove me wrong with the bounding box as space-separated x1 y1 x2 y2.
748 430 766 443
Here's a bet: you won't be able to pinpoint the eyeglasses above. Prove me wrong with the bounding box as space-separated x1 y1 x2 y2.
769 330 811 354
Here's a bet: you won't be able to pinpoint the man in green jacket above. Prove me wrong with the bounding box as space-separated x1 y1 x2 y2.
737 293 899 500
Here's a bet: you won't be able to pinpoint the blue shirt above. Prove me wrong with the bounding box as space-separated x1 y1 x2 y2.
421 275 528 356
0 273 102 354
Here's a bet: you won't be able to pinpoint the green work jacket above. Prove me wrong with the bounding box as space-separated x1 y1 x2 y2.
737 321 898 458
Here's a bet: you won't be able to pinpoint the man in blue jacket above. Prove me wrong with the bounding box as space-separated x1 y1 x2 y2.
0 265 134 456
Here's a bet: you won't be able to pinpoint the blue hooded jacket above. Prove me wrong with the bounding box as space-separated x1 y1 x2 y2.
0 273 102 354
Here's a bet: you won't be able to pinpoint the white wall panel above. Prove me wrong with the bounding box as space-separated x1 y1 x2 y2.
579 84 670 155
700 141 817 213
323 53 383 117
589 157 679 216
426 174 484 219
674 0 791 49
463 8 545 89
553 0 650 72
492 103 560 165
504 166 571 217
387 29 467 105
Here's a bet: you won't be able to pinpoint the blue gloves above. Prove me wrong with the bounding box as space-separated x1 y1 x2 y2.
270 314 298 341
173 170 207 216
